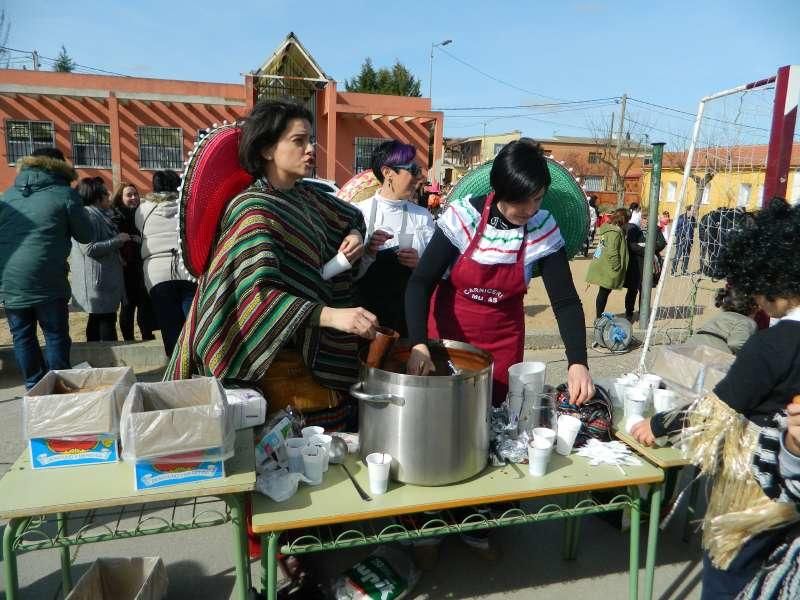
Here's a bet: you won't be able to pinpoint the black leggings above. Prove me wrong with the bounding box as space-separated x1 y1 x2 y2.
595 287 612 319
86 312 118 342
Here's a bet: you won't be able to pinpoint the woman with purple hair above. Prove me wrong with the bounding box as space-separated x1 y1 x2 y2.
354 140 435 336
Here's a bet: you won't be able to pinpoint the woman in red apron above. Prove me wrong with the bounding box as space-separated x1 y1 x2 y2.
405 138 593 407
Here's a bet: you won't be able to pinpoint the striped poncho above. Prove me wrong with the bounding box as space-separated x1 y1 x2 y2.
166 178 365 393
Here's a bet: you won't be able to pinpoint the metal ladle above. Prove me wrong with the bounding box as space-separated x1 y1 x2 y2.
329 436 372 502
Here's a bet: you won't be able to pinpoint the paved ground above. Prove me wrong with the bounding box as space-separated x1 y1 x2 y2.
0 347 704 600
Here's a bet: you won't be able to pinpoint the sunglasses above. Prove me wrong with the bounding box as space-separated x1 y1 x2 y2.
391 162 422 177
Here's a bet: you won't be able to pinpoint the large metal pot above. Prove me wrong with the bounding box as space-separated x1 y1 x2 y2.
352 340 492 486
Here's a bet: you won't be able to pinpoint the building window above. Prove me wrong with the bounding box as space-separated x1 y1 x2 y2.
756 185 764 209
492 143 504 157
643 157 653 166
354 137 390 173
701 184 710 205
666 181 677 203
5 120 55 164
70 123 111 168
587 152 601 164
138 126 183 170
737 183 751 208
583 175 604 192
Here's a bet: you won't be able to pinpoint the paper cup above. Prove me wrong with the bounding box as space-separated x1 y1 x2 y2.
310 433 332 472
396 232 414 250
555 415 582 455
528 438 553 476
321 252 352 280
625 387 649 418
302 446 324 485
302 426 324 442
653 389 678 413
508 361 547 397
532 427 556 447
285 438 307 474
366 452 392 495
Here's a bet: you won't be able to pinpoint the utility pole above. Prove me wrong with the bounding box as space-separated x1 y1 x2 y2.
32 50 40 70
614 93 627 207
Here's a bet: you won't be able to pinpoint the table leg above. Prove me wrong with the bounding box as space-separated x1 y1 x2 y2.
561 493 583 560
3 518 24 600
629 489 641 600
56 512 72 594
225 494 250 600
644 484 663 600
261 532 279 600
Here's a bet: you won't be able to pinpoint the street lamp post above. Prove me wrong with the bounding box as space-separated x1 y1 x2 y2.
428 39 452 99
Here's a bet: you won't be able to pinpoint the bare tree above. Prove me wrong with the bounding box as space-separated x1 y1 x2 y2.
0 11 11 68
587 112 654 207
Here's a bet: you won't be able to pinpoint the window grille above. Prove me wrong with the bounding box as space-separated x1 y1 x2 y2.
354 137 390 173
70 123 111 168
5 120 55 164
138 126 183 170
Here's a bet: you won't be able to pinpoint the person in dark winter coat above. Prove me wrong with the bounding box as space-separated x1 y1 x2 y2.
624 215 666 322
111 182 156 342
671 205 696 275
0 148 93 388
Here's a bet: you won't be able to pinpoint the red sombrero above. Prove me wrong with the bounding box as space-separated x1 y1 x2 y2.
178 123 254 278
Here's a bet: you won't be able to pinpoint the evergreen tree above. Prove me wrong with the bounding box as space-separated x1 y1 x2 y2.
345 58 421 97
52 45 76 72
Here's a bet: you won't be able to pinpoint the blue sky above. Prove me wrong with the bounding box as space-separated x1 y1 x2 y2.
4 0 798 143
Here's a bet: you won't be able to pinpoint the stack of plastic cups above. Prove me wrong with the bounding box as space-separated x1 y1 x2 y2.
366 452 392 495
301 445 324 485
310 434 332 472
613 373 639 409
624 387 650 434
508 362 546 426
555 415 582 456
301 425 324 442
285 438 307 474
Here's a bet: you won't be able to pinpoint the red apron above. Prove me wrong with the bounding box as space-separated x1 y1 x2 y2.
428 193 527 407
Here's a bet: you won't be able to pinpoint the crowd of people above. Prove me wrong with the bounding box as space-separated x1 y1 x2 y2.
0 147 195 389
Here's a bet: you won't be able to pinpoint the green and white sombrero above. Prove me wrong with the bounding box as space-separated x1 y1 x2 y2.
448 157 589 260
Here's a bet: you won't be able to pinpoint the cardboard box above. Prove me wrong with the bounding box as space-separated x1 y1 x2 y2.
29 434 119 470
133 448 225 490
65 557 167 600
25 367 135 439
120 378 234 464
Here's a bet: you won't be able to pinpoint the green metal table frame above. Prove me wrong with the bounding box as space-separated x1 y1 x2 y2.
259 485 663 600
2 494 251 600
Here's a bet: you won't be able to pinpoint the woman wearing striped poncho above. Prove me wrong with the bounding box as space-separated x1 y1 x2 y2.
167 99 378 430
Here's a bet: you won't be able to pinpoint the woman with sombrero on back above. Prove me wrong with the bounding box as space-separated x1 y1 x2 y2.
167 99 377 431
405 139 594 407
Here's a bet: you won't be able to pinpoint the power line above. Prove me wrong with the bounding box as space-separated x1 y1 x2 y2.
0 45 128 77
435 97 619 111
628 96 774 133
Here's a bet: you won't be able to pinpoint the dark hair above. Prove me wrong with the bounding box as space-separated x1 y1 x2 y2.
588 195 597 207
630 202 640 211
714 286 757 316
720 198 800 301
238 98 314 177
76 176 108 206
609 208 629 227
112 181 138 209
31 147 66 161
489 138 551 203
370 140 417 183
152 170 180 193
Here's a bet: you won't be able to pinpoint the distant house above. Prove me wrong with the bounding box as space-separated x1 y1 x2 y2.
642 143 800 216
442 130 521 185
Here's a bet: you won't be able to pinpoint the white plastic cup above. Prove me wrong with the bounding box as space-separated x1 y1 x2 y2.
301 446 324 485
321 252 352 280
396 232 414 250
625 387 649 418
310 433 332 472
285 438 307 474
507 392 524 422
640 374 663 390
528 438 553 476
555 415 582 455
301 426 324 442
508 361 547 397
613 374 639 408
366 452 392 495
653 389 678 413
532 427 556 448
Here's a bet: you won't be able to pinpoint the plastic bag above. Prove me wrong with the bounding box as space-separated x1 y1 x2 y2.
255 467 311 502
332 546 420 600
119 377 235 463
24 367 135 439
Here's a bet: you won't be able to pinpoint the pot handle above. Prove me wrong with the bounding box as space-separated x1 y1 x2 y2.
349 382 405 406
